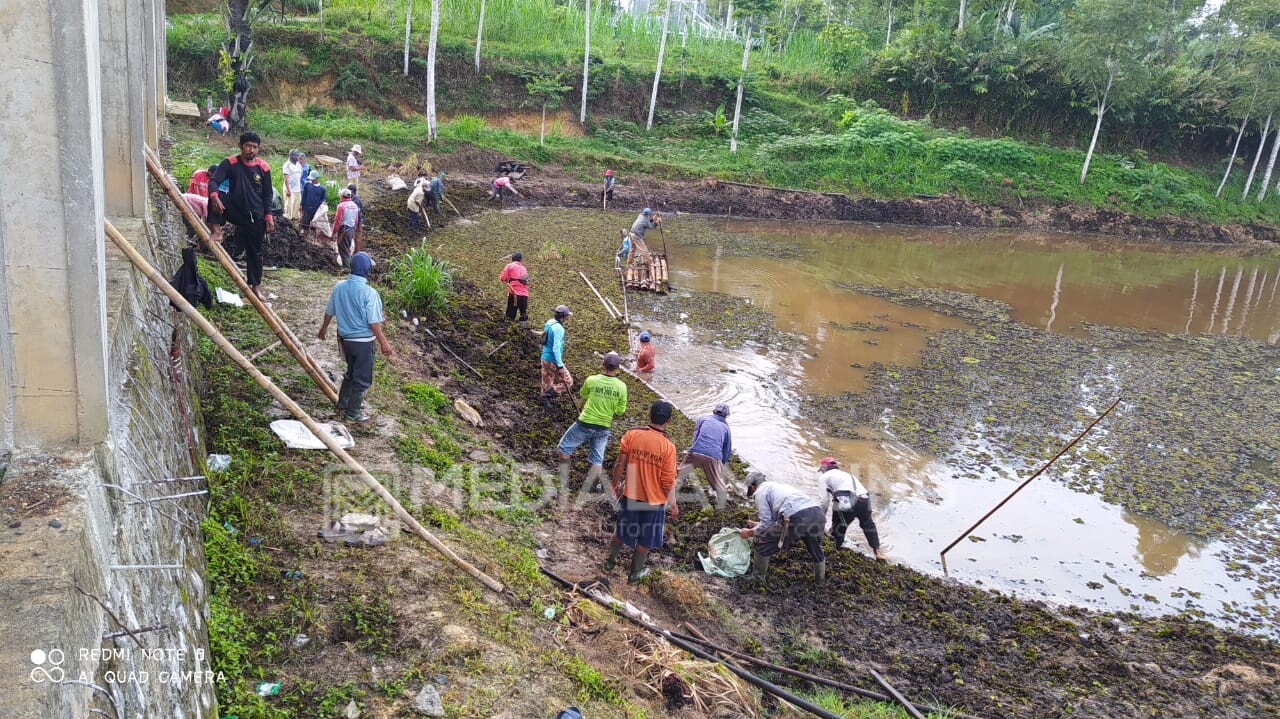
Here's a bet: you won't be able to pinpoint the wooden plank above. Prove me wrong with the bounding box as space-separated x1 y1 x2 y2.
314 154 344 168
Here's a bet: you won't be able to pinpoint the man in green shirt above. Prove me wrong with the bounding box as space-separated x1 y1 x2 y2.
557 352 628 483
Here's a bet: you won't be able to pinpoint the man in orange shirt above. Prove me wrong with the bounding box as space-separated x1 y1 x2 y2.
605 401 678 583
634 331 655 372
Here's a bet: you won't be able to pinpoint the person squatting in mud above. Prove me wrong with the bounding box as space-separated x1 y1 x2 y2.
556 351 629 487
498 252 530 324
539 304 573 405
208 131 275 301
741 472 827 586
605 400 679 584
818 456 887 561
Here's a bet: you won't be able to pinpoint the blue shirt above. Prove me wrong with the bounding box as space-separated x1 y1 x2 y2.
688 413 732 462
540 319 566 366
324 276 384 340
301 182 327 213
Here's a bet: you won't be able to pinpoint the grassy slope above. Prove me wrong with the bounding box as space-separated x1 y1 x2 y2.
166 14 1280 229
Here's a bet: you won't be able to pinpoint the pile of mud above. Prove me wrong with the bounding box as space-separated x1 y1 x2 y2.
222 218 340 272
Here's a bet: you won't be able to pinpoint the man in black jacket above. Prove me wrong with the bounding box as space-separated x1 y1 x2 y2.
208 132 275 299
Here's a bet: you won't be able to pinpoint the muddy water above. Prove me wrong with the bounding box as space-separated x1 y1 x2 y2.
640 219 1277 631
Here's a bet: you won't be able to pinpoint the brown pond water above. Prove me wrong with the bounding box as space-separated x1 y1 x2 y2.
640 218 1279 633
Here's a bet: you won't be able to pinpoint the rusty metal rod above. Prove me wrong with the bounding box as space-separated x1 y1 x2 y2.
539 568 844 719
870 668 927 719
939 397 1122 575
678 622 986 719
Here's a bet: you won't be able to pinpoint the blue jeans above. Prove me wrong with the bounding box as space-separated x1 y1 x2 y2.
557 421 611 465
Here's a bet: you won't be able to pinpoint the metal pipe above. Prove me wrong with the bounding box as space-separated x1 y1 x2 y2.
939 396 1122 575
539 567 845 719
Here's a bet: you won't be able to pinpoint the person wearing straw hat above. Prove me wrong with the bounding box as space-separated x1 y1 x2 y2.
741 472 827 585
818 456 886 561
318 252 392 424
346 144 364 191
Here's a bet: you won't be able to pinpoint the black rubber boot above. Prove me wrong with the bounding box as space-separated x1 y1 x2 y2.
814 560 826 586
604 542 621 572
627 551 650 583
750 554 770 581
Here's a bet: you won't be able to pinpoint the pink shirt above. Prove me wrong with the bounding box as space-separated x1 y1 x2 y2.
499 261 529 297
182 193 208 220
493 176 512 188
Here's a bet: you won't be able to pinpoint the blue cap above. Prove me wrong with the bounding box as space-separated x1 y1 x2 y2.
639 331 651 341
642 208 652 215
308 170 320 181
350 252 373 277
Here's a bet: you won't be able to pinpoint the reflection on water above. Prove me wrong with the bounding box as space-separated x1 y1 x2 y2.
636 218 1274 629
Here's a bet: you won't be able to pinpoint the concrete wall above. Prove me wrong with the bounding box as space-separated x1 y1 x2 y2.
0 0 216 716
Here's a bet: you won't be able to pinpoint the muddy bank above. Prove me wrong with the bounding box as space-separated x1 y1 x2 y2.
408 145 1280 246
803 284 1280 635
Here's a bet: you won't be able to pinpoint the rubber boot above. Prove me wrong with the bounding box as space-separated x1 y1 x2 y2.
749 554 770 581
539 388 556 409
814 560 826 587
627 551 650 584
603 541 621 572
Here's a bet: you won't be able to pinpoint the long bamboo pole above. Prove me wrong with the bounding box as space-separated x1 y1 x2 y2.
579 271 618 319
939 397 1122 575
105 220 504 593
143 146 339 404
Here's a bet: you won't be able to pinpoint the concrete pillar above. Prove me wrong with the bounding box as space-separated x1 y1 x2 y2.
141 0 161 148
0 0 110 448
99 0 148 217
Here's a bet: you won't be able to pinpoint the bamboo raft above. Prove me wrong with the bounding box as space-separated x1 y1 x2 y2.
624 254 670 294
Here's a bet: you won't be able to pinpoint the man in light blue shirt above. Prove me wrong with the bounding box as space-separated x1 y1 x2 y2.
539 304 573 407
739 472 827 585
318 252 392 423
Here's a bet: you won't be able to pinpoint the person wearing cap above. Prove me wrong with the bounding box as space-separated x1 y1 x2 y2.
628 207 662 265
407 177 430 230
346 144 363 190
605 400 678 583
281 149 305 221
489 175 520 203
634 331 655 373
426 174 446 218
300 170 327 239
187 164 218 198
676 403 733 507
498 252 530 323
818 457 886 561
741 472 827 585
208 131 275 299
540 305 573 404
318 252 392 423
332 188 361 267
557 351 629 483
602 169 616 204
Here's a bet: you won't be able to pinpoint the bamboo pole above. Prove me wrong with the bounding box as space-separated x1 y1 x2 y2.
142 146 339 404
579 271 618 319
869 669 926 719
939 397 1122 575
105 220 504 593
248 339 283 361
618 266 630 324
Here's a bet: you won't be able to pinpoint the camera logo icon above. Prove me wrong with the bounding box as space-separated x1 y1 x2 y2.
30 649 66 683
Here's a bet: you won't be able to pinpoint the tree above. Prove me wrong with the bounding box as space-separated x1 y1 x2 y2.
475 0 487 74
1061 0 1163 184
403 0 413 76
225 0 255 130
425 0 440 140
1242 113 1272 198
646 3 672 131
527 74 572 145
728 0 778 153
580 0 592 125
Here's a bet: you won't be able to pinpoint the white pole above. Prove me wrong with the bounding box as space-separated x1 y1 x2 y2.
580 0 592 125
646 6 671 131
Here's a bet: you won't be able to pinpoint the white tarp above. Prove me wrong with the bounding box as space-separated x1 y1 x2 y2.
269 419 355 450
215 287 244 306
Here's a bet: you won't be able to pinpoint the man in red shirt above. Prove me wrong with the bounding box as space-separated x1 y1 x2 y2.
634 331 655 372
498 252 530 323
605 401 678 583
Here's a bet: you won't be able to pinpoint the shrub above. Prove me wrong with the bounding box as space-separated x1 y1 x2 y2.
387 245 454 316
403 383 449 414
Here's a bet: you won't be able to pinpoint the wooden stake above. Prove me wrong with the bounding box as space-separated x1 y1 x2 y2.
422 326 484 378
248 339 283 361
105 219 504 593
142 145 339 405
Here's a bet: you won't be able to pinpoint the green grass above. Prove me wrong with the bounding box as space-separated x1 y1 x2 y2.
803 688 959 718
386 243 456 316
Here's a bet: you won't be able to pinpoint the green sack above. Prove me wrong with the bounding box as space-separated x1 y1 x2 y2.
698 527 752 578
